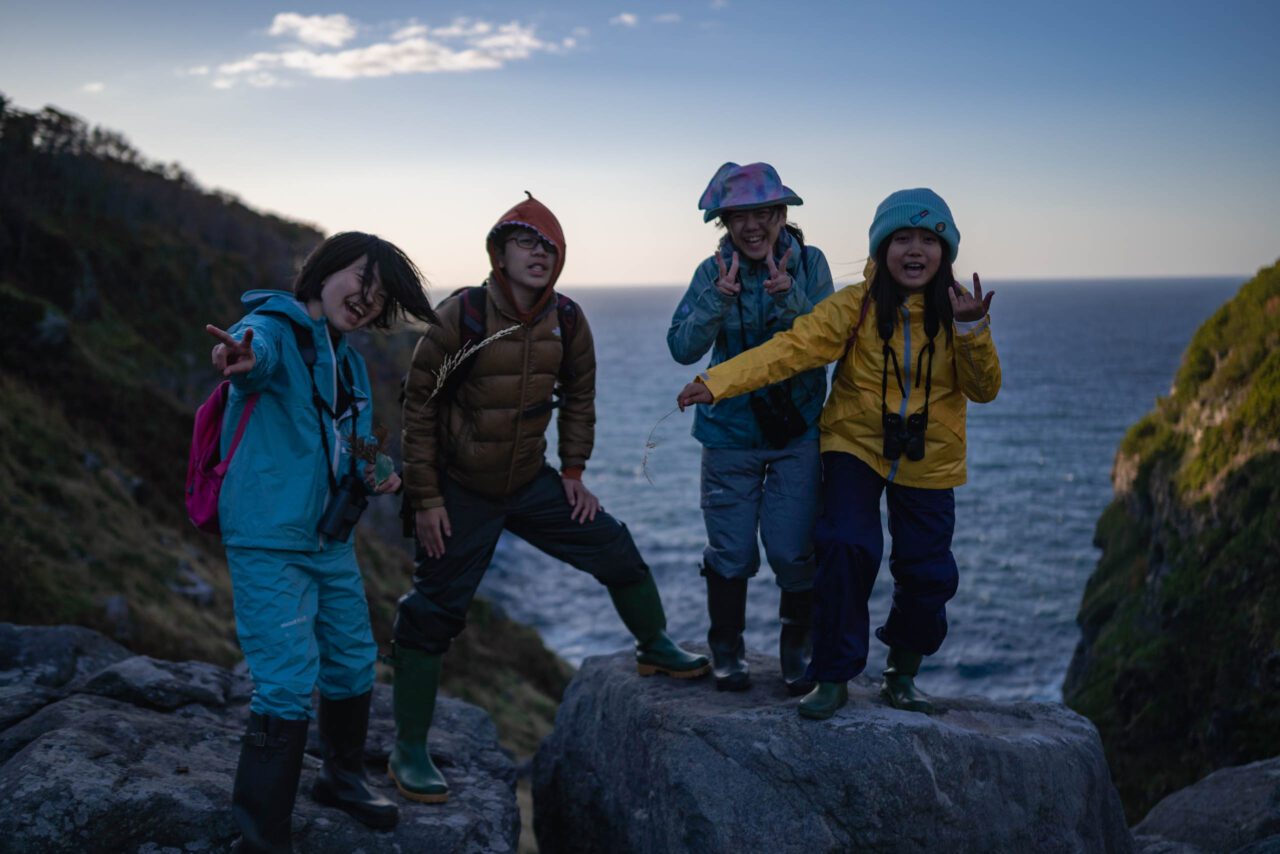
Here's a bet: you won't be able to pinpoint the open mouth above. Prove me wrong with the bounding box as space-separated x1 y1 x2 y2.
344 298 368 322
901 263 927 276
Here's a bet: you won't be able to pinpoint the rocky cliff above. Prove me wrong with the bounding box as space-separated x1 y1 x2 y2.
1064 261 1280 819
534 650 1132 853
0 622 520 852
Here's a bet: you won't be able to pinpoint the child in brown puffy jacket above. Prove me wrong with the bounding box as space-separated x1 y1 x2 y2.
388 193 708 805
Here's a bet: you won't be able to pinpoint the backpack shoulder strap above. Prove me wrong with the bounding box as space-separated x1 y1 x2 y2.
441 286 489 400
555 293 580 383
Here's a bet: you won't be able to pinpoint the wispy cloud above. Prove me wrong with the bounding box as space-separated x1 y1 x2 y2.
654 13 682 24
81 82 106 94
267 13 357 48
201 15 576 88
610 13 638 26
711 0 729 8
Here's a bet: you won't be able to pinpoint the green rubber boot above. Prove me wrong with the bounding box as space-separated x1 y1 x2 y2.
798 681 848 720
387 645 449 804
880 648 934 714
608 575 710 679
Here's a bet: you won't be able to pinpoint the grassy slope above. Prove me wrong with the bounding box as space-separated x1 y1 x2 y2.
1064 261 1280 820
0 101 570 759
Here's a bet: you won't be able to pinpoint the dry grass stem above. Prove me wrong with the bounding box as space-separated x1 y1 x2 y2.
420 324 522 408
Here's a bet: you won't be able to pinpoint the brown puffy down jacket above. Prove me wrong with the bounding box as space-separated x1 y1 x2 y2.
401 282 596 508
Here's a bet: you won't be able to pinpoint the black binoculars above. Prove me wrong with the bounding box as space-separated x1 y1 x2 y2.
318 474 369 542
750 385 809 449
883 411 927 461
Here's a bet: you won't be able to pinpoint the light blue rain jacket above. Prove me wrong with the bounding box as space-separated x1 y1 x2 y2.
667 232 834 449
218 290 374 551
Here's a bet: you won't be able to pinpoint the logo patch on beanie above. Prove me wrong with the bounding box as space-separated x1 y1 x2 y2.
909 209 931 225
935 222 946 233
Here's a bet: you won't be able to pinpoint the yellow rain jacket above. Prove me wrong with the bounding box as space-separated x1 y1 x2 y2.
701 279 1000 489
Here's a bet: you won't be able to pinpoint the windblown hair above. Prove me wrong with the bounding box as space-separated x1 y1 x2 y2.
871 231 955 345
293 232 437 330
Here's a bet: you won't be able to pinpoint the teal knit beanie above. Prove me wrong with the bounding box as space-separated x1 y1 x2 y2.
868 188 959 262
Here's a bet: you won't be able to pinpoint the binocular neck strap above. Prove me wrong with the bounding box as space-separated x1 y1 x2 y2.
881 342 905 414
914 337 936 423
304 366 360 495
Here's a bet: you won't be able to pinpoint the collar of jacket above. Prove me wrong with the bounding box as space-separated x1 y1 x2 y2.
483 276 561 326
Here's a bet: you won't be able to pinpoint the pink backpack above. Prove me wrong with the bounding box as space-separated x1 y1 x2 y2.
185 381 259 534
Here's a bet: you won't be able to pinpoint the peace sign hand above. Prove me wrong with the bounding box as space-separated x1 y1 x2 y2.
764 247 793 295
715 250 741 298
206 324 257 376
949 273 994 322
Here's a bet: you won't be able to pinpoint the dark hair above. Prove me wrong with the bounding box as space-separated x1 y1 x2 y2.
871 231 954 345
293 232 437 330
714 205 805 248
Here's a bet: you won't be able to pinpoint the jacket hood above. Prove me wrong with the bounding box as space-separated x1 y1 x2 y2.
486 193 566 323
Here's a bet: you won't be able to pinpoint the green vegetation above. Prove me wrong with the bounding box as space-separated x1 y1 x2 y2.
1065 261 1280 820
0 94 569 758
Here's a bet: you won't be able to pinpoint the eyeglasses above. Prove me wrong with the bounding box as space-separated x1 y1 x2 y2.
723 208 779 228
506 233 558 254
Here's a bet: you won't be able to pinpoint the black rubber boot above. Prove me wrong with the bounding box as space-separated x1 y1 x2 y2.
779 589 814 697
311 691 399 829
881 648 934 714
704 570 750 691
608 574 710 678
231 712 309 854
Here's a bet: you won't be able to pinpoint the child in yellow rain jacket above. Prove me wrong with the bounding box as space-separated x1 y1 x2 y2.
679 188 1000 719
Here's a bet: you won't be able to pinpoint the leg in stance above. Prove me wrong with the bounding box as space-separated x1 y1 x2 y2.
875 482 959 714
387 644 449 803
390 477 507 802
508 467 709 678
704 566 749 691
698 447 765 686
225 548 323 850
310 544 397 826
759 438 821 696
799 453 885 720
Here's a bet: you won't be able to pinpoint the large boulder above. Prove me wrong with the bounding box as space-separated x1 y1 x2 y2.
1131 756 1280 853
534 650 1132 853
0 623 519 853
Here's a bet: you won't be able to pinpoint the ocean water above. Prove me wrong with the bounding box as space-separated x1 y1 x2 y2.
475 277 1242 702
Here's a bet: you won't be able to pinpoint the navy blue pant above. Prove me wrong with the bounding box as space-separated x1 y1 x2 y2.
807 452 960 683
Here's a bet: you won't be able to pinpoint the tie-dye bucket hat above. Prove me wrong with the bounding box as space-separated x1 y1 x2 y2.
697 162 803 223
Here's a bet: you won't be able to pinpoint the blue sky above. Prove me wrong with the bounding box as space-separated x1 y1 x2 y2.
2 0 1277 288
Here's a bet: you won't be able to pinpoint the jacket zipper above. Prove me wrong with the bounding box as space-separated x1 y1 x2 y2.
887 303 912 483
507 321 530 495
322 327 340 550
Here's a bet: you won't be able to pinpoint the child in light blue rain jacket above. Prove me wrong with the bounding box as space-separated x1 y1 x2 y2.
205 232 435 850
